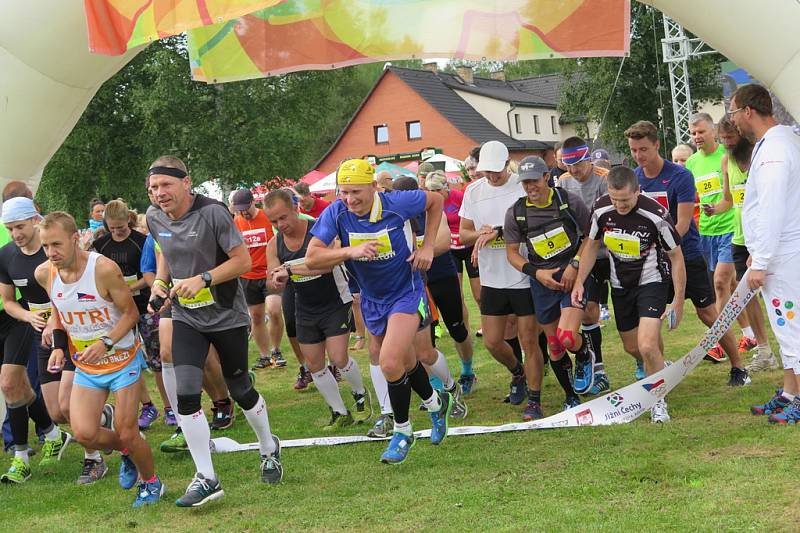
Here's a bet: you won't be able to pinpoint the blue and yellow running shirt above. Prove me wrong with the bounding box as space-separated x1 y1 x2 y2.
311 190 427 304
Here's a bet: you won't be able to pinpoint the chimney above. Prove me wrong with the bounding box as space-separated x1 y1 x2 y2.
491 69 506 81
456 65 474 84
422 61 438 73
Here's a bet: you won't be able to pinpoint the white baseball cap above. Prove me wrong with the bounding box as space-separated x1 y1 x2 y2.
476 141 509 173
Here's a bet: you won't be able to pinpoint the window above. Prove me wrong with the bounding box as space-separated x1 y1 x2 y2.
514 113 522 134
374 124 389 144
551 115 558 134
533 115 540 134
406 121 422 140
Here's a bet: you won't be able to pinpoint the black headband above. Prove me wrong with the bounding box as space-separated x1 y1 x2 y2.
147 166 187 179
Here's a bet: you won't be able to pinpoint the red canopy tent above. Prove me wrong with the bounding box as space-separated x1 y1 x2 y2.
300 169 327 186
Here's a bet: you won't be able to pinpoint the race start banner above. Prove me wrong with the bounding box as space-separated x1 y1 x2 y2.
211 272 756 453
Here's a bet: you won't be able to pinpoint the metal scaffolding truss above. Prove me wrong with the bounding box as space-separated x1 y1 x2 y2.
661 15 716 145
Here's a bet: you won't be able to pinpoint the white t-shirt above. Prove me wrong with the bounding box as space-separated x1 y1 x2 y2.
742 125 800 270
459 176 529 289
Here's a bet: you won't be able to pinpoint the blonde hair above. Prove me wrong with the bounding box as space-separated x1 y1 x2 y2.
104 198 130 222
41 211 78 235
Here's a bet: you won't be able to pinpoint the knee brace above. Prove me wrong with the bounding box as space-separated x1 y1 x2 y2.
177 393 202 416
447 320 469 344
225 373 259 411
557 328 578 352
547 335 565 357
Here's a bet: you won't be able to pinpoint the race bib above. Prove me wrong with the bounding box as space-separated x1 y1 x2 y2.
348 229 395 261
124 274 140 296
530 226 571 260
732 184 746 208
173 278 215 309
72 336 112 354
695 173 722 197
488 236 506 249
29 301 52 321
242 228 269 248
642 191 669 211
603 232 641 260
450 232 464 250
284 258 320 283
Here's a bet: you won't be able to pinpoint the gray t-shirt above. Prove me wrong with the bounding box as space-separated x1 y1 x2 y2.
504 188 591 270
558 169 609 259
147 194 250 331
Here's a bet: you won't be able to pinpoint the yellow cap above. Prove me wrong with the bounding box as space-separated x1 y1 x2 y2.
337 159 375 185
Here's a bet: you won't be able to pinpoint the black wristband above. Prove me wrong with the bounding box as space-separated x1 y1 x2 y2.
53 329 68 351
522 263 536 278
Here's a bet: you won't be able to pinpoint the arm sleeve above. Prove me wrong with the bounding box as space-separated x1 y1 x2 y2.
140 235 156 274
207 204 245 254
588 201 602 240
748 148 793 270
503 206 521 244
309 202 340 246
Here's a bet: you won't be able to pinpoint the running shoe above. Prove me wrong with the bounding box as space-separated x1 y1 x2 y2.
650 398 671 423
429 390 453 445
737 336 758 354
458 374 477 396
704 344 727 363
768 398 800 424
562 396 581 411
210 402 235 431
294 366 313 390
119 454 138 490
380 432 415 464
39 428 72 466
434 323 443 339
447 383 468 419
164 407 178 427
746 346 779 373
727 367 751 387
522 400 543 421
160 428 188 453
101 403 115 454
475 328 483 338
587 372 610 396
352 391 373 423
367 413 394 439
573 353 596 395
599 305 611 321
252 355 272 370
138 404 160 430
271 350 287 368
133 476 165 508
751 389 791 415
77 457 108 485
508 374 528 406
323 410 354 431
176 473 224 507
260 435 283 484
634 360 646 381
0 457 31 484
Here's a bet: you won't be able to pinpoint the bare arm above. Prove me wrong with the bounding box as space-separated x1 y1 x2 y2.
305 236 358 270
714 153 733 215
0 283 35 324
209 243 251 285
97 258 140 344
433 215 451 256
666 245 686 328
675 202 694 237
458 217 481 247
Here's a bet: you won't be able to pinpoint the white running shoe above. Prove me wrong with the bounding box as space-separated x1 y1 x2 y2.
650 398 671 424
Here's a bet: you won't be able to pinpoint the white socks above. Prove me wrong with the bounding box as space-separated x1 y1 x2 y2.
180 409 215 480
370 364 392 415
338 357 366 395
428 351 455 390
243 395 277 456
421 390 442 413
161 363 181 425
311 368 348 415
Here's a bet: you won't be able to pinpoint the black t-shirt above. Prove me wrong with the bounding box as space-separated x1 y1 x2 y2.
0 242 48 309
92 229 151 314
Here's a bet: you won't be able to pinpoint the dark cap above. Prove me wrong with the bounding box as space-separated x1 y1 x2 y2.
516 156 549 182
591 148 610 162
232 189 254 211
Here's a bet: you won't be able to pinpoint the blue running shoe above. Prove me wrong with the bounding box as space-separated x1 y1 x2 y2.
132 476 165 508
634 360 646 381
508 374 528 405
562 396 581 411
586 372 610 396
768 401 800 424
119 454 138 490
429 390 453 445
573 352 595 395
751 389 791 415
380 432 416 464
458 374 476 396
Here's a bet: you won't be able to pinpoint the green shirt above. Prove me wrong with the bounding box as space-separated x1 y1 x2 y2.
686 144 735 236
728 157 748 246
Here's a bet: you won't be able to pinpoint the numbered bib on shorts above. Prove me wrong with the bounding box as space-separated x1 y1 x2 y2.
603 232 641 259
348 229 394 261
695 173 722 197
732 184 746 208
29 301 52 321
284 258 320 283
173 278 215 309
530 225 571 260
124 274 140 296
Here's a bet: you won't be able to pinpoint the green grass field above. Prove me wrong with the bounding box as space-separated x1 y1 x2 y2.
1 295 795 532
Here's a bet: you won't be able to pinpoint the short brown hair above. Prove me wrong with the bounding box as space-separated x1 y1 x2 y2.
104 199 129 222
263 189 294 210
2 181 33 202
607 166 638 191
293 182 311 196
732 84 773 116
624 121 659 143
41 211 78 235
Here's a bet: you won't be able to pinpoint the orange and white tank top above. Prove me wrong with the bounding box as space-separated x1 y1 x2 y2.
51 252 137 375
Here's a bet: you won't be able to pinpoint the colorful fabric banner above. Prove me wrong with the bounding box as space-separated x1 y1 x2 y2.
186 0 630 83
84 0 282 55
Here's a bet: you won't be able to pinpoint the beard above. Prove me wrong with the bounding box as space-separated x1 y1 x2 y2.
730 136 754 167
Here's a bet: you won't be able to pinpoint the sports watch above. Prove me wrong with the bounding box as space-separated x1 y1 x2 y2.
569 256 580 270
201 271 213 288
100 336 115 352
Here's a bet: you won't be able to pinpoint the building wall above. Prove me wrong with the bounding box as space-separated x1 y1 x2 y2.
452 90 562 142
317 71 478 173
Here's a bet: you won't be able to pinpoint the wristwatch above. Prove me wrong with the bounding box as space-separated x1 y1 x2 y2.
201 271 213 288
569 257 580 270
284 264 293 277
99 336 115 352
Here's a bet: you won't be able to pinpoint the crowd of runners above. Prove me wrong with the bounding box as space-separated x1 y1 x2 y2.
1 83 798 508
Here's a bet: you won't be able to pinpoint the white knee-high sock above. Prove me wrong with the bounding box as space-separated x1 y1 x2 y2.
311 368 348 415
180 410 214 479
369 364 392 415
161 363 181 424
428 350 455 390
243 395 277 456
338 357 366 395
